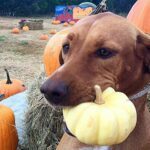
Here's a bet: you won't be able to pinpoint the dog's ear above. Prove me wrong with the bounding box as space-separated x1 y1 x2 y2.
137 32 150 73
59 51 64 65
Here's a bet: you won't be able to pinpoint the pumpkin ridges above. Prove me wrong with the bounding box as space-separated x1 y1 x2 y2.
4 69 12 84
0 105 18 150
63 86 137 145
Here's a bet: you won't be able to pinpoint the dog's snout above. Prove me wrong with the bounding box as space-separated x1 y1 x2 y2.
51 83 68 99
40 84 46 94
40 80 68 105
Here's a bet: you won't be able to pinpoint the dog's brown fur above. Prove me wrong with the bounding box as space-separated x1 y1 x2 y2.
41 12 150 150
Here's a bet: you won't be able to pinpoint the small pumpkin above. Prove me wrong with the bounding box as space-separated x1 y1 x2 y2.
22 26 29 31
0 105 18 150
0 69 26 100
49 29 57 35
127 0 150 34
69 21 75 25
43 28 70 76
11 27 20 34
56 20 61 24
40 34 49 40
63 85 137 146
52 20 61 25
63 22 69 27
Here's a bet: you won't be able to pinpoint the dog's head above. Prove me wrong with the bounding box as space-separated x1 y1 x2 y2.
41 12 150 106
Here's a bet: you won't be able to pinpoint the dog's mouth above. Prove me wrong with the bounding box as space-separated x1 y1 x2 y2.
49 94 96 107
63 122 76 137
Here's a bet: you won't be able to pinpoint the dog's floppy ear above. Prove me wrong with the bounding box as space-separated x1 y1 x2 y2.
59 51 64 65
137 32 150 73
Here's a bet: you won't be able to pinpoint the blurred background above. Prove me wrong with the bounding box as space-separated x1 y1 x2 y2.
0 0 136 16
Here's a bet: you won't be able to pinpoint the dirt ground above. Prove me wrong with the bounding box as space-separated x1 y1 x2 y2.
0 17 67 87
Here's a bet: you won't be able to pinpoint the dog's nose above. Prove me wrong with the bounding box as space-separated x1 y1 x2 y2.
40 80 68 104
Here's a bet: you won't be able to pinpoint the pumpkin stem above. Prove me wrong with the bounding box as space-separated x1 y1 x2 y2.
4 69 12 84
94 85 105 104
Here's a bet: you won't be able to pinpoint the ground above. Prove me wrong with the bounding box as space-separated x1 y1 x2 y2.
0 17 67 86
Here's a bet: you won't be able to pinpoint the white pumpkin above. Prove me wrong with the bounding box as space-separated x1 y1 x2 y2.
63 85 137 146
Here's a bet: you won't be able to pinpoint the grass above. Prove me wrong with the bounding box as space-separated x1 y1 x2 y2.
19 40 29 46
0 16 65 86
0 35 7 42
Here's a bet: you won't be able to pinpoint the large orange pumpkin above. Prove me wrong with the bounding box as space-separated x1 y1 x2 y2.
0 105 18 150
127 0 150 34
0 69 26 100
43 28 70 76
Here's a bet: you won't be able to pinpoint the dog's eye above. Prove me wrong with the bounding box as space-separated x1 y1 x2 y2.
63 44 70 54
96 48 114 59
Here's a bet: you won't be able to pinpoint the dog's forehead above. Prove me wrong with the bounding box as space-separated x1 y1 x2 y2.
72 12 136 39
67 12 137 47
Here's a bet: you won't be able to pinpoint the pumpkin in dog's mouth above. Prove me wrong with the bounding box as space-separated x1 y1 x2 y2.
63 85 137 146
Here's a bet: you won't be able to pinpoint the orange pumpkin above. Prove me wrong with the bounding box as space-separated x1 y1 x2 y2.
11 28 20 34
49 29 57 35
0 105 18 150
69 21 75 25
40 34 49 40
127 0 150 34
52 20 61 25
22 26 29 31
0 69 26 100
56 20 61 24
43 28 70 76
63 22 69 27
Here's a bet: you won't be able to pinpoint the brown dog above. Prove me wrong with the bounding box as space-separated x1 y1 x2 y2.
41 12 150 150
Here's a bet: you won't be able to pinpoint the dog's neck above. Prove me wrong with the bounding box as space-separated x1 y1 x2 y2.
129 83 150 101
111 94 150 150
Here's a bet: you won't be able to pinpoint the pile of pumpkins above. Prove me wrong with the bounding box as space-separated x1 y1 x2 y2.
0 69 26 150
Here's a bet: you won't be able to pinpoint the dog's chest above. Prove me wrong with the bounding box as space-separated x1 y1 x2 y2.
80 146 111 150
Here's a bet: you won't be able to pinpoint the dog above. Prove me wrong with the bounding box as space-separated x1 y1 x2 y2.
40 12 150 150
